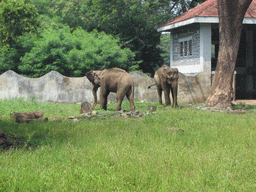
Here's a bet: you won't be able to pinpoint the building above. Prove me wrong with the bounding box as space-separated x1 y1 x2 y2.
157 0 256 100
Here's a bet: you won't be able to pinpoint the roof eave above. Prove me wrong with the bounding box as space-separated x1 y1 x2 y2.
157 17 256 32
243 17 256 24
157 16 219 32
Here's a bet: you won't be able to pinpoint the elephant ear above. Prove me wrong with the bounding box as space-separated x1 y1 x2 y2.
173 68 179 79
94 71 102 77
86 71 94 82
161 69 168 82
94 73 101 81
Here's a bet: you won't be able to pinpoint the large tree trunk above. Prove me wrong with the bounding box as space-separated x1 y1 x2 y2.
205 0 253 108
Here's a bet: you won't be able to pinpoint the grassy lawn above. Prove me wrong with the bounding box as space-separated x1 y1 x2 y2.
0 99 256 191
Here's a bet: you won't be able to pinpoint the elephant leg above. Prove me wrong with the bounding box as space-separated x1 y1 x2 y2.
156 86 163 105
170 83 178 108
92 85 99 109
100 89 110 110
116 90 126 111
163 88 171 107
126 92 135 111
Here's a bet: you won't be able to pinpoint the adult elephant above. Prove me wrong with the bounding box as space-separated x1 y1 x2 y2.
149 64 179 108
86 68 135 111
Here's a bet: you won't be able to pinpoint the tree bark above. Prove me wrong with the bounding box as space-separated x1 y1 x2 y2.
205 0 253 108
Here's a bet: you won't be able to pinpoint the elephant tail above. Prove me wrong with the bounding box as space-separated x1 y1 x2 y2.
148 84 156 89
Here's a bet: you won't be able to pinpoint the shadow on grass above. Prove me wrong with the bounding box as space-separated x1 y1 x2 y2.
0 119 73 151
0 101 177 151
0 120 27 150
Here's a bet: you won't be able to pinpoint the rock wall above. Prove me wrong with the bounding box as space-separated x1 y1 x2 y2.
178 73 211 103
0 70 211 104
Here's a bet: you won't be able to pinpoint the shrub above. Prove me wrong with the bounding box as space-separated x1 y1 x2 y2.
0 45 19 74
0 32 38 75
19 27 136 77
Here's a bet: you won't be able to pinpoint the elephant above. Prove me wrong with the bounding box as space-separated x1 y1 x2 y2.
148 64 179 108
86 68 135 111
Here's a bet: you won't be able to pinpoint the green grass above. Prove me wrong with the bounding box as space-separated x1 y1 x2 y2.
232 102 256 110
0 99 256 191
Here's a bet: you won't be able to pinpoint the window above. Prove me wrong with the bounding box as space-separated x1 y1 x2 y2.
180 42 183 56
184 41 187 56
188 40 192 55
179 37 192 57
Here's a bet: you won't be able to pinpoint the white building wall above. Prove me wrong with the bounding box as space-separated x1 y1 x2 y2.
170 23 212 75
171 24 201 75
170 32 174 67
200 23 212 73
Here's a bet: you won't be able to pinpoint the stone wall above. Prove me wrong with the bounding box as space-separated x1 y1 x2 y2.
178 72 211 103
0 70 211 104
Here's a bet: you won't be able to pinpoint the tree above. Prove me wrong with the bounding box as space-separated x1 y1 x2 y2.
170 0 206 16
158 32 171 65
0 0 40 73
87 0 165 75
31 0 95 32
205 0 253 108
0 0 39 47
0 32 37 74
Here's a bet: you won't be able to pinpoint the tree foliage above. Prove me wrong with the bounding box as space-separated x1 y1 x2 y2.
0 45 19 72
0 0 39 47
0 32 38 73
31 0 94 31
158 32 171 65
170 0 207 16
19 28 135 77
85 0 164 75
0 0 40 74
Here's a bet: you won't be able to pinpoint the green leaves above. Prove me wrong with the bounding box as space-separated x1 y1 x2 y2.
0 0 40 47
0 0 40 74
86 0 166 74
0 45 18 73
19 27 135 77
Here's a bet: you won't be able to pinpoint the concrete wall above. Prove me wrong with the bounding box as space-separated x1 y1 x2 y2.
0 70 211 104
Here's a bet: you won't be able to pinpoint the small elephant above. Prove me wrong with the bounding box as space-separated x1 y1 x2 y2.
86 68 135 111
149 64 179 108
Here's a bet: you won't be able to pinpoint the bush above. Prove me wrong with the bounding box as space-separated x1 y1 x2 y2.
0 45 19 74
0 32 38 75
19 27 136 77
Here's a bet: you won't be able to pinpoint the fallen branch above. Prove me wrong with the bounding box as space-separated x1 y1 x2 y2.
11 110 47 123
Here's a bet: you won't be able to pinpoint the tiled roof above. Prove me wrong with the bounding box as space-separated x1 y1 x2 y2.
158 0 256 28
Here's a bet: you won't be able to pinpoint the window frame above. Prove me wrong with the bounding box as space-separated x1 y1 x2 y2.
178 36 193 57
